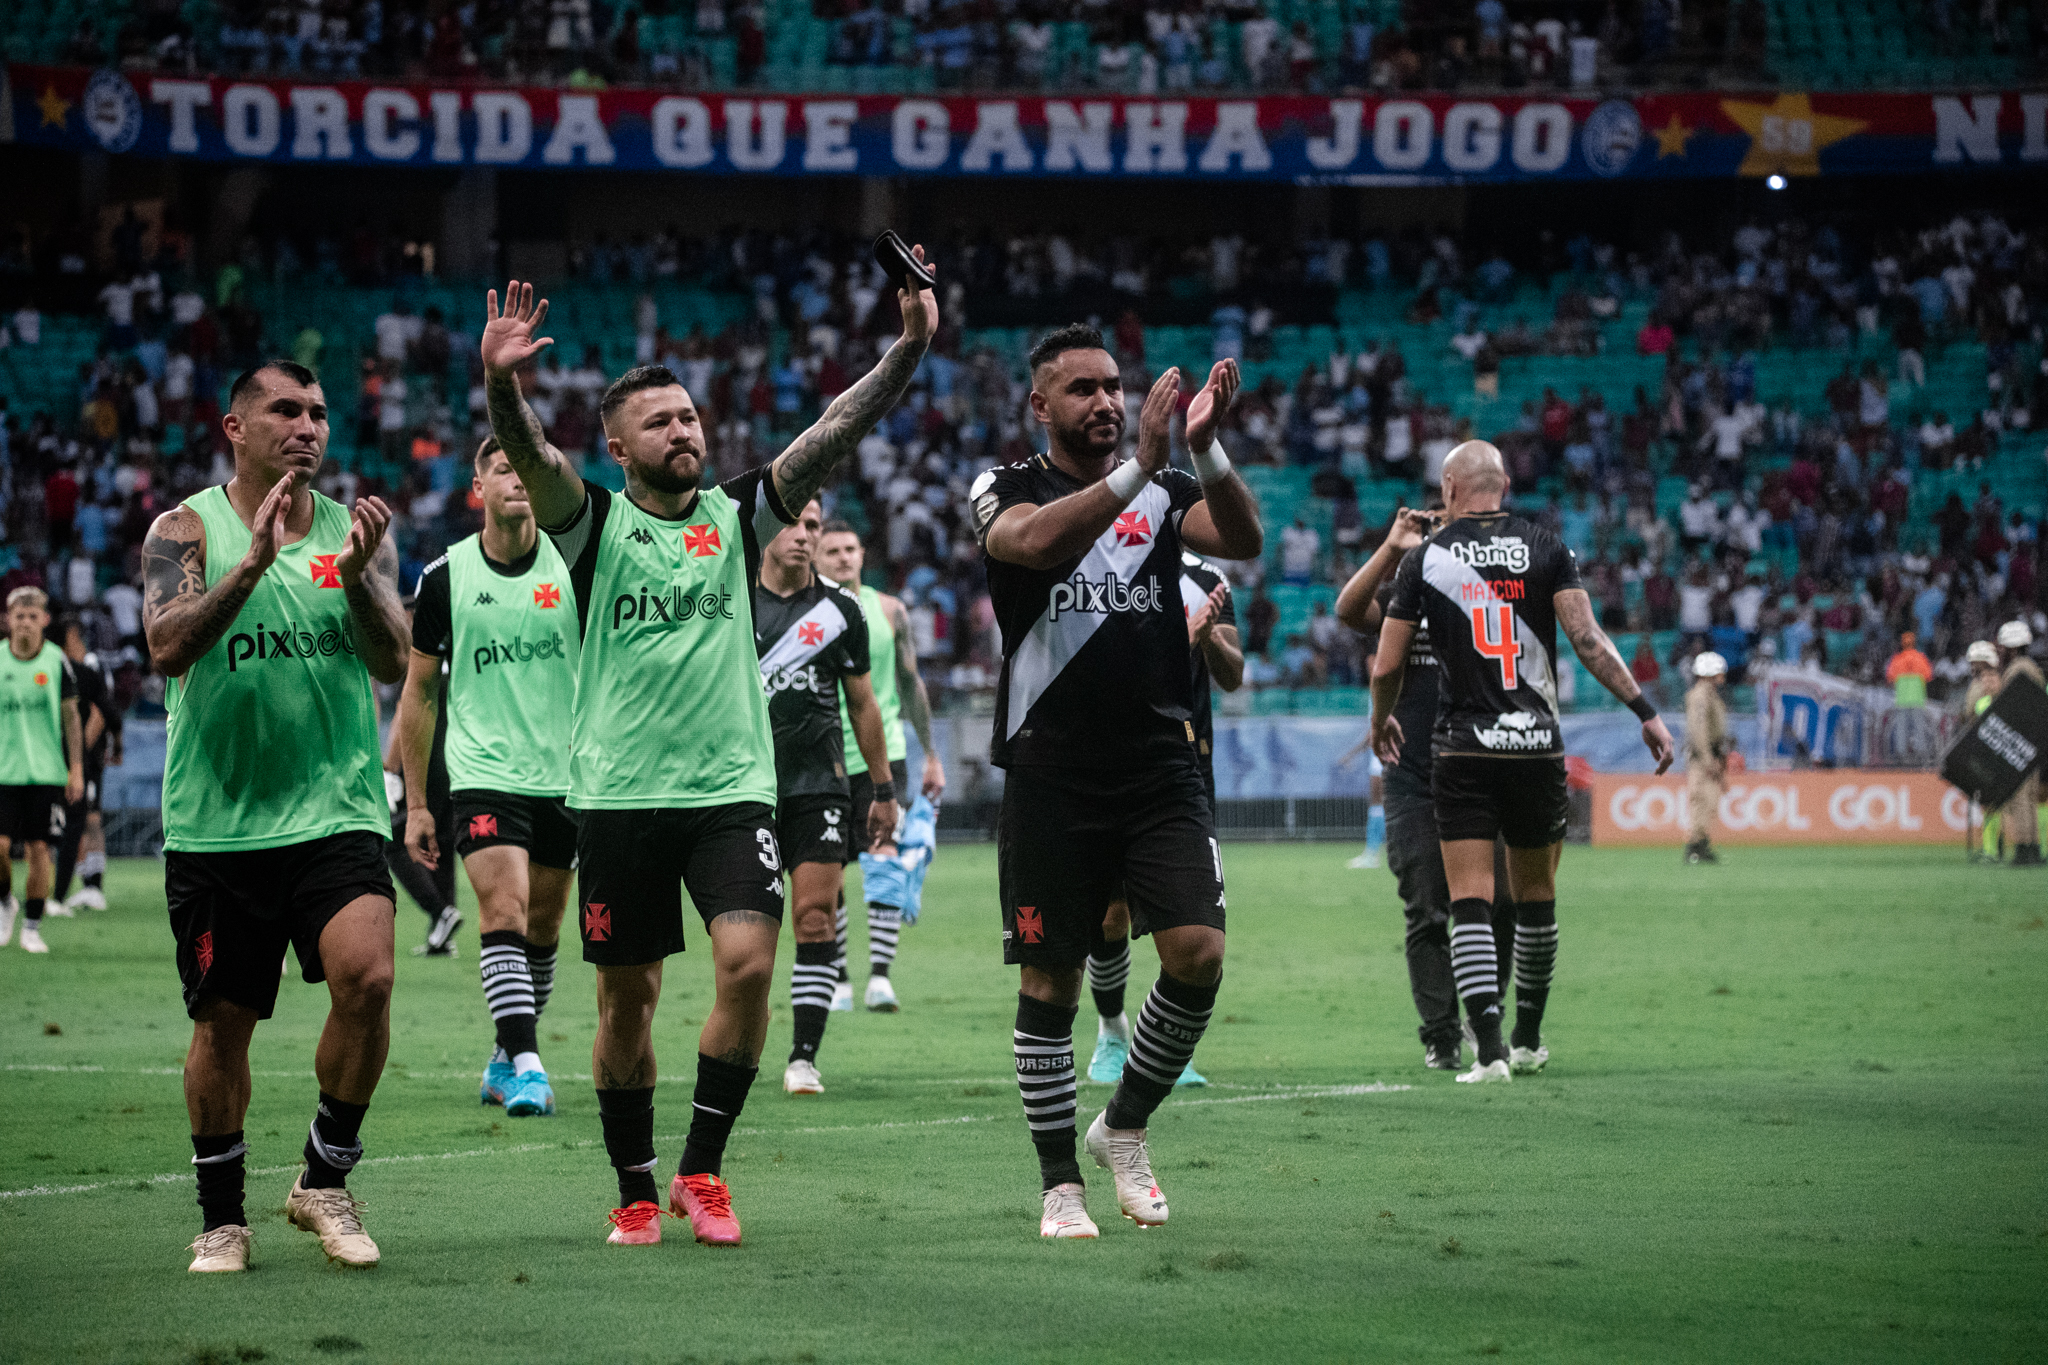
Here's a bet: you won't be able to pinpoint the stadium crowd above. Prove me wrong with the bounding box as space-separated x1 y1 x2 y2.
2 205 2045 723
69 0 1799 92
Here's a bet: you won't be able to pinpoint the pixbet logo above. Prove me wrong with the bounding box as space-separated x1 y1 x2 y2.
471 632 567 675
226 620 357 671
762 662 826 695
610 586 736 630
1047 572 1165 621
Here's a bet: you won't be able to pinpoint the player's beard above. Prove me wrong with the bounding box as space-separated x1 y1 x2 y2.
1053 412 1122 462
635 444 702 494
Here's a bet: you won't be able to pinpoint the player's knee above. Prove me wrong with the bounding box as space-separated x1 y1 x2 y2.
476 889 526 935
332 959 395 1018
792 899 836 942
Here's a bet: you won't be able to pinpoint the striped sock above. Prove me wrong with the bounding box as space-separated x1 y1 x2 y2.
1104 971 1217 1130
1450 898 1505 1064
480 930 540 1071
1087 935 1130 1021
866 904 900 978
1015 993 1081 1191
526 941 557 1018
1511 901 1558 1050
833 901 850 984
789 941 836 1062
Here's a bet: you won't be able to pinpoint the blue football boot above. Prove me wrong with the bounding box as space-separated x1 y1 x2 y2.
481 1055 515 1107
504 1070 556 1117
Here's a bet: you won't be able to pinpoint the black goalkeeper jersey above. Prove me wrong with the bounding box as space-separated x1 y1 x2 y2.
753 572 871 800
1385 510 1581 759
1177 552 1235 776
972 455 1207 771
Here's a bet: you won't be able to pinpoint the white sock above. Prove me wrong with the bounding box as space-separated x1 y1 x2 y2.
1098 1012 1132 1042
512 1051 543 1075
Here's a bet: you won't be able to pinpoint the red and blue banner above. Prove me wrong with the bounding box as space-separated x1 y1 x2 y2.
6 65 2045 181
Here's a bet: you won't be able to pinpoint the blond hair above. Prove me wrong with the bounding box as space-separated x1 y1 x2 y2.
6 586 49 612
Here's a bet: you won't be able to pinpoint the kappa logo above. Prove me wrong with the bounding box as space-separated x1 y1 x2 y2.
583 902 611 941
628 528 656 545
310 554 344 588
195 929 214 975
534 583 562 608
684 525 722 558
474 592 498 606
469 813 499 840
821 808 843 843
1015 905 1044 943
797 620 824 646
1112 510 1153 548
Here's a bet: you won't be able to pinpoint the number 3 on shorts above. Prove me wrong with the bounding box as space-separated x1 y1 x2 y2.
756 827 781 872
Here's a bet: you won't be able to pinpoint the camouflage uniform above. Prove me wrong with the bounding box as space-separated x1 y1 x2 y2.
1684 678 1730 854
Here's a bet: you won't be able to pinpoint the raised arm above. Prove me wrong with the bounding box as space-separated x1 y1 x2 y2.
772 250 937 513
335 498 407 684
889 596 946 798
985 368 1182 569
1336 508 1432 631
843 671 902 847
1556 587 1674 774
397 649 444 867
482 281 584 528
1177 359 1263 562
142 479 290 678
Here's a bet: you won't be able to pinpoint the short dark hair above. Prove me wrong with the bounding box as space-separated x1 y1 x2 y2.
228 360 319 409
1028 323 1108 374
819 519 860 538
474 435 502 471
599 364 684 428
55 615 84 642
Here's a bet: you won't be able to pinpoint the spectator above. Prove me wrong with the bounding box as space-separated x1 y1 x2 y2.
1279 515 1320 585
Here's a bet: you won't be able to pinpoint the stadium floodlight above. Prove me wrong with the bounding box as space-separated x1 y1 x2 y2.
1766 174 1787 191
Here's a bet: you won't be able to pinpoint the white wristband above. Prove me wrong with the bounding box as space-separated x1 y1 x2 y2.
1192 439 1232 485
1105 459 1149 504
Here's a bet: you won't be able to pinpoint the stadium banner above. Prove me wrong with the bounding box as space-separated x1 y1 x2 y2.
1754 664 1955 770
7 66 2047 182
1589 770 1965 845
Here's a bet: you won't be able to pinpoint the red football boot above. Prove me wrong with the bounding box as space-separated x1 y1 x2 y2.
670 1173 742 1246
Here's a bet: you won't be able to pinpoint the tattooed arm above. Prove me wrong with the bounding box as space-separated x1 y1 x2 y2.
142 482 288 678
1558 587 1675 774
888 596 946 799
771 250 938 513
341 521 409 685
481 281 585 528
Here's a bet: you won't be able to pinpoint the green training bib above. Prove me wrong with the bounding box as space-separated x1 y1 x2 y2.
0 640 68 786
444 534 578 795
162 486 386 851
839 583 906 775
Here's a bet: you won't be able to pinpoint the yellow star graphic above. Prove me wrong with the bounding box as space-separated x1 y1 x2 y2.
1720 92 1868 178
37 85 70 129
1651 114 1693 159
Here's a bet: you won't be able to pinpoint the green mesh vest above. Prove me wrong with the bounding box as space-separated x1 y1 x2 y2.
0 640 68 785
839 583 906 775
444 533 578 795
162 485 386 851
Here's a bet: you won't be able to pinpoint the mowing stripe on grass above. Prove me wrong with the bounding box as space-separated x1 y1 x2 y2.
0 1082 1410 1200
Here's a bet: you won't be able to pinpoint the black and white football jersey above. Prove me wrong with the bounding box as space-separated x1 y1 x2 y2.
753 573 870 799
971 455 1206 771
1385 510 1582 759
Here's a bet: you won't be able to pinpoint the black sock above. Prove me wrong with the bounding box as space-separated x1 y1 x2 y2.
1087 935 1130 1020
301 1092 368 1189
24 897 44 924
1450 898 1506 1064
1015 993 1081 1191
192 1130 248 1231
596 1086 659 1206
1512 900 1558 1049
790 941 834 1063
1104 970 1218 1131
679 1053 756 1178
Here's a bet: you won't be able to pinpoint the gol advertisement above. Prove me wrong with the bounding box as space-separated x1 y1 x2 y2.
1589 771 1967 845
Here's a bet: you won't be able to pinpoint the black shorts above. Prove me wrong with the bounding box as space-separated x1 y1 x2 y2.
1431 754 1569 849
847 759 910 854
997 760 1225 969
452 789 578 869
0 785 66 846
779 793 854 868
574 803 785 966
166 831 396 1021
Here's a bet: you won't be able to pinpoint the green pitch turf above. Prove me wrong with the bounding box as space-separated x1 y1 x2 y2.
1 845 2044 1364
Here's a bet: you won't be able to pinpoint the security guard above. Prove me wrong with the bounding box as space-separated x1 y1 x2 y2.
1995 621 2043 867
1684 651 1730 865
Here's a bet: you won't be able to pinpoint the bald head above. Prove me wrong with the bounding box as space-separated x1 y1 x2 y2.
1440 440 1508 514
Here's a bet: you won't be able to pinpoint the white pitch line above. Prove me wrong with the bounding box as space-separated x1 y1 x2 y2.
0 1081 1408 1201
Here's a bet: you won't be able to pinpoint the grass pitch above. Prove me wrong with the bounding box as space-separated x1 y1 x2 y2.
1 844 2044 1364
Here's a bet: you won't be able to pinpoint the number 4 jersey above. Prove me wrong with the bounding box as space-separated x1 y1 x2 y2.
1385 510 1582 759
